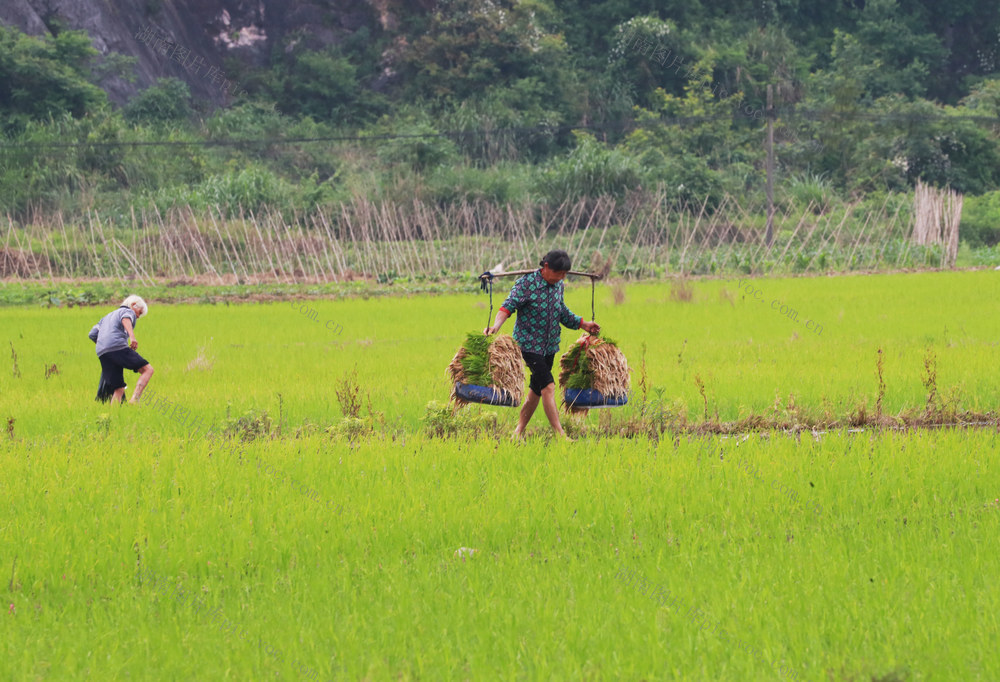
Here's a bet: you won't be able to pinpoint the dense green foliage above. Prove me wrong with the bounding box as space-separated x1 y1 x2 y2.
1 1 1000 230
123 78 194 125
0 26 106 127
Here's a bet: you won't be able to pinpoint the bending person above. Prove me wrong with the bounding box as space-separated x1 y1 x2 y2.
88 295 154 405
485 250 600 439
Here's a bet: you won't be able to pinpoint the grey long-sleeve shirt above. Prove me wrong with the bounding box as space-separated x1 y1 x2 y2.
89 306 137 356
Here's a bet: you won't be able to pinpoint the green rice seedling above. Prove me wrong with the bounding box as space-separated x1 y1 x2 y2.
1 269 1000 681
1 427 998 680
563 344 590 390
459 332 494 386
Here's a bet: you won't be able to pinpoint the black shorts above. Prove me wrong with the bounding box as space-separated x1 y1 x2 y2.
97 348 149 394
522 351 556 397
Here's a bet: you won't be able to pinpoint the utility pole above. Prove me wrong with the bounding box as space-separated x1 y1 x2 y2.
765 84 775 248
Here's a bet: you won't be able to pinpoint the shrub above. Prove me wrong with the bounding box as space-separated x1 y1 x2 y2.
123 78 193 125
960 191 1000 247
421 401 500 438
222 409 273 442
365 109 459 172
540 132 643 204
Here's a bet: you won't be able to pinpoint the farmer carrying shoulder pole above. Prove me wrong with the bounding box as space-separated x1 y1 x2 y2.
485 250 600 438
88 295 154 405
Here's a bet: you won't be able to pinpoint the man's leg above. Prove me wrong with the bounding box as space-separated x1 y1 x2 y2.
514 390 540 438
111 387 126 405
539 383 567 437
130 364 154 404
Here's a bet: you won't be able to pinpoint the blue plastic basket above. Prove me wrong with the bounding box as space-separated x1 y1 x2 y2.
564 387 629 409
454 382 519 407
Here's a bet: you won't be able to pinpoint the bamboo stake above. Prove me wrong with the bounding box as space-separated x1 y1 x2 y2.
37 220 56 283
259 209 288 282
776 200 815 269
129 208 139 278
85 210 107 280
57 211 76 277
676 196 709 274
112 238 154 286
874 198 905 266
813 202 856 270
2 217 15 280
846 193 890 270
248 208 277 281
222 209 252 280
341 200 364 277
206 210 239 281
745 203 773 273
171 207 198 277
788 205 825 273
399 203 423 277
148 208 173 277
95 212 127 282
295 209 323 282
190 208 222 283
379 201 406 278
944 188 962 268
8 219 28 281
609 199 639 273
236 212 262 279
320 209 348 278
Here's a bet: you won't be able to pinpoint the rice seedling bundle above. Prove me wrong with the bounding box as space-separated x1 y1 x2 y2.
559 334 630 399
447 332 524 406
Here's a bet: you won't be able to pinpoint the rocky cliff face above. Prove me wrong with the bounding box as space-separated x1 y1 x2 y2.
0 0 395 106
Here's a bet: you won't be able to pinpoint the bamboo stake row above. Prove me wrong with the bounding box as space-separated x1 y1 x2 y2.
1 194 922 281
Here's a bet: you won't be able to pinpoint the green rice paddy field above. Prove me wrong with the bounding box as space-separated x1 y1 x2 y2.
1 270 999 681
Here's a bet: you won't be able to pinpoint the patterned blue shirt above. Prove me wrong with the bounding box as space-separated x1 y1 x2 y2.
500 270 582 355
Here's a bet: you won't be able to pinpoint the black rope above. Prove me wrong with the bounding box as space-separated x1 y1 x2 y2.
591 278 596 322
480 271 494 330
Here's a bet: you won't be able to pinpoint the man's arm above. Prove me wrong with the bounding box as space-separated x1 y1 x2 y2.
88 324 99 343
485 308 510 335
486 275 526 335
121 316 138 350
559 298 600 335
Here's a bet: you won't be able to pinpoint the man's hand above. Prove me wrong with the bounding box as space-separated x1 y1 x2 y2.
484 326 496 335
580 320 600 335
129 338 138 350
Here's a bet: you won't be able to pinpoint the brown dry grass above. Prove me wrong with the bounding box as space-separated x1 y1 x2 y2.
487 335 525 405
0 249 48 277
446 346 468 406
589 343 630 399
610 280 626 305
185 346 215 372
669 278 694 302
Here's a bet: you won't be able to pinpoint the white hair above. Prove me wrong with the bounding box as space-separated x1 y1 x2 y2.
122 295 148 318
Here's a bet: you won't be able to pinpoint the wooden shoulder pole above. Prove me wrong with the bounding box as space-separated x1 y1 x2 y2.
479 269 603 280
